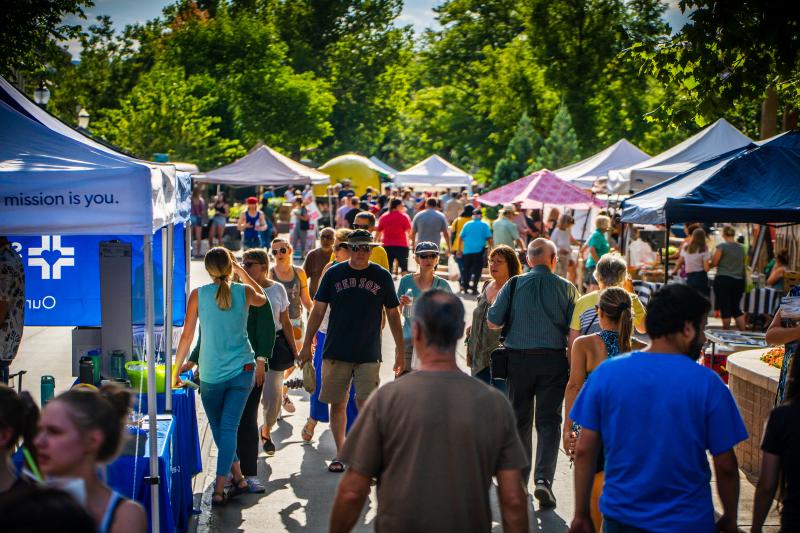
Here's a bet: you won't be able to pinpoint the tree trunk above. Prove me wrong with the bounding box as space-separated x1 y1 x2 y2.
760 86 778 139
783 107 798 131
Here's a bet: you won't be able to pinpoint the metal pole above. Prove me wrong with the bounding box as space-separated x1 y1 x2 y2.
143 233 161 533
663 221 670 284
164 225 174 413
328 186 334 228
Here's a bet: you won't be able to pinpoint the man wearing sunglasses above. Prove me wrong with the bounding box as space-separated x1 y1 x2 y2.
303 227 336 297
300 229 404 473
351 212 390 271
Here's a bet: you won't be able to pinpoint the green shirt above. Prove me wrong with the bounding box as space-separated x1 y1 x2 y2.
715 241 745 279
189 287 276 364
585 229 610 268
492 217 520 248
487 265 578 350
397 274 452 340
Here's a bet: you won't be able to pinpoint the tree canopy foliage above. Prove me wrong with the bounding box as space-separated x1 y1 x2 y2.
9 0 788 179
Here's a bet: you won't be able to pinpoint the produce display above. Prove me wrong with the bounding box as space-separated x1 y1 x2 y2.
761 346 785 369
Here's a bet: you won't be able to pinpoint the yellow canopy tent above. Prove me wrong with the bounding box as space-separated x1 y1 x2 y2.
314 153 392 196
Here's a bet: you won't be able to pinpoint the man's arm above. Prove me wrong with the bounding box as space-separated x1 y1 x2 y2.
496 469 528 533
385 306 405 375
751 451 780 532
236 213 246 231
329 469 371 533
713 449 740 533
569 428 601 533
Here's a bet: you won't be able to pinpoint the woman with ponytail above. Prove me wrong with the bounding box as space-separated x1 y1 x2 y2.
173 247 267 506
34 383 146 532
0 384 39 494
563 286 637 531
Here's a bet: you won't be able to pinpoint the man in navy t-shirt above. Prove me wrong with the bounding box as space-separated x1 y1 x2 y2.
569 284 747 533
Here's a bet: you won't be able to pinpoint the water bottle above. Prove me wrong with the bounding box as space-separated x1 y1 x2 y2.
79 357 94 385
110 350 126 380
87 349 101 383
40 375 55 406
403 289 414 320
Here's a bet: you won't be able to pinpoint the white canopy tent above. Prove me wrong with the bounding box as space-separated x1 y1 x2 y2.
607 118 752 194
194 144 329 186
369 156 399 177
555 139 649 189
0 100 171 532
394 154 473 190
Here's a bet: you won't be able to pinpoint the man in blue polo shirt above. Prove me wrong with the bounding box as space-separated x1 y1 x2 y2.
457 208 492 295
569 284 747 533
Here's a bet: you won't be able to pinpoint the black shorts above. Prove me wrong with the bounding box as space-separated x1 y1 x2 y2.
384 246 409 272
713 275 744 319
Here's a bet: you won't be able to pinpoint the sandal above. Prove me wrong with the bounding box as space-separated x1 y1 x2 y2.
282 395 296 414
211 491 227 507
328 459 345 473
301 419 316 443
227 478 248 500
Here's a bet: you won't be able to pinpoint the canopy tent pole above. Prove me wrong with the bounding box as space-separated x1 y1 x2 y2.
185 224 191 298
663 221 670 284
143 234 161 533
164 225 174 412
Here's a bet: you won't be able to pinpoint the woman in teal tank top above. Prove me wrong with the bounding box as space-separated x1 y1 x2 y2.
174 248 267 506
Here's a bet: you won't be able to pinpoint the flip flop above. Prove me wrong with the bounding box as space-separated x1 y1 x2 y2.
328 459 345 473
301 419 315 443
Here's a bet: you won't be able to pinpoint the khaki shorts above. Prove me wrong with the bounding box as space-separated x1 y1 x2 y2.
319 359 380 404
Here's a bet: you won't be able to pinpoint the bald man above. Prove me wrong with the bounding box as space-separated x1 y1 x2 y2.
487 238 579 508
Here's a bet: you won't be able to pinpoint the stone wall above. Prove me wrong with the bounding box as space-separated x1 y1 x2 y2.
727 349 780 478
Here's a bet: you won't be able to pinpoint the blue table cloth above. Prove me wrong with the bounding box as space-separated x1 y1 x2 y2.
132 383 201 532
107 419 175 533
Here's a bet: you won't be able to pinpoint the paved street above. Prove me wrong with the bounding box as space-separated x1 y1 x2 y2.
9 255 780 532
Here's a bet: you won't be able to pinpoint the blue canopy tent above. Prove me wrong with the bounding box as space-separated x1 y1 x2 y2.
0 96 179 531
621 131 800 225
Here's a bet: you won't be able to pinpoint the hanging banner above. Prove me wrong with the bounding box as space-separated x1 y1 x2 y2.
10 225 187 327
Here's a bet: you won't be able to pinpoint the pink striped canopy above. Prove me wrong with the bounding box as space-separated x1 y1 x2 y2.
478 169 605 209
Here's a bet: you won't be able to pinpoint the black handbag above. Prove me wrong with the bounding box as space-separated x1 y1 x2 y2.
269 331 296 372
489 276 518 380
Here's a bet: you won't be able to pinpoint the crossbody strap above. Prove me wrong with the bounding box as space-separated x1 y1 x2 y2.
499 276 519 342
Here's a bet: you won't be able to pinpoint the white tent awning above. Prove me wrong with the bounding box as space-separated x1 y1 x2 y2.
194 145 329 186
394 155 472 189
555 139 649 189
607 119 752 194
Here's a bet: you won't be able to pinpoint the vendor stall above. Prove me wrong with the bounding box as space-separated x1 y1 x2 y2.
394 154 473 191
477 169 605 210
555 139 649 190
0 100 181 532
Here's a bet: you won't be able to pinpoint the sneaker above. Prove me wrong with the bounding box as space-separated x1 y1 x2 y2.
534 479 557 508
282 395 296 414
245 476 266 494
262 437 276 457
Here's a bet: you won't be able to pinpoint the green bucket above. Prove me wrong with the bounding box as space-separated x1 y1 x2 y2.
124 361 166 393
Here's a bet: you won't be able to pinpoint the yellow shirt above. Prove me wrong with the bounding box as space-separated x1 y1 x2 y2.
451 216 471 250
569 290 646 334
328 245 390 271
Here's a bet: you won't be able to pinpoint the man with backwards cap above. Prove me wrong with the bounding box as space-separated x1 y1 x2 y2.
300 229 405 473
237 196 267 250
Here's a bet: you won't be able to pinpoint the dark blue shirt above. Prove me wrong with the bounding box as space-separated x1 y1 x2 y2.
570 352 747 532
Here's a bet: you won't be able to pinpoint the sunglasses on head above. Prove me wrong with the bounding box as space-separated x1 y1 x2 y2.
242 261 265 268
271 248 288 255
416 253 438 260
349 244 372 253
335 243 349 251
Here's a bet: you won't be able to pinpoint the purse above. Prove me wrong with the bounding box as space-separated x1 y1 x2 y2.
489 276 518 380
302 360 316 394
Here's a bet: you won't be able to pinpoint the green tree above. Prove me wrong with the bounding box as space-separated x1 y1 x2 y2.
492 113 542 187
91 63 245 169
627 0 800 129
0 0 91 77
537 104 581 170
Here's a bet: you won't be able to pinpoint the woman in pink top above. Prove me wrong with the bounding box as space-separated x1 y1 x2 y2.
376 198 412 274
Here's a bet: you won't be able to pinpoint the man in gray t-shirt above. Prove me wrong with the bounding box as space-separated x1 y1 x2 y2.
411 198 450 253
330 291 528 533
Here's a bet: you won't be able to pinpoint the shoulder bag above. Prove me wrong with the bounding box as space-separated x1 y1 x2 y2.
489 275 518 380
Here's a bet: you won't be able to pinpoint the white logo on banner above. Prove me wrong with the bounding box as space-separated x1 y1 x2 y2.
28 236 75 280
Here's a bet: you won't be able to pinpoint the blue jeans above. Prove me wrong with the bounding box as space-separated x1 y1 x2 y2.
200 369 254 476
474 366 508 394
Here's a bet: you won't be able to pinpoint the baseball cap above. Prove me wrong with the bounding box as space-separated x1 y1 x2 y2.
347 229 379 246
414 242 440 254
472 208 482 217
246 196 258 204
